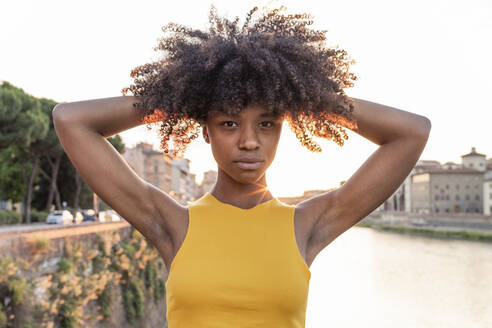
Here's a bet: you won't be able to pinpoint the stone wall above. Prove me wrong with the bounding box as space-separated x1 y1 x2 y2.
366 211 492 232
0 222 168 328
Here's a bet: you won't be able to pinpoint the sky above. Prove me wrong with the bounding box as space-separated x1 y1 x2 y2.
1 0 491 197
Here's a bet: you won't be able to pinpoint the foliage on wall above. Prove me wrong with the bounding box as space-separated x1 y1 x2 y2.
0 227 167 328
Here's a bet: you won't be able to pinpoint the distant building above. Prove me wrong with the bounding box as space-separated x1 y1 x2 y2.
0 199 20 213
123 142 173 191
171 154 197 203
200 170 218 196
461 147 487 172
382 147 491 215
484 171 492 215
411 167 483 214
379 159 441 212
123 142 199 204
278 189 334 205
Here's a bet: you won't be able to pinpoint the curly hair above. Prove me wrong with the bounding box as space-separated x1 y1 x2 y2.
122 4 359 159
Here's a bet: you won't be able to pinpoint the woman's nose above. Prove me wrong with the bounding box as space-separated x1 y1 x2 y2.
238 126 260 150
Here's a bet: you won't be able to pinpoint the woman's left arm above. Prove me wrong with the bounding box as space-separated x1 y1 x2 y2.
307 97 431 253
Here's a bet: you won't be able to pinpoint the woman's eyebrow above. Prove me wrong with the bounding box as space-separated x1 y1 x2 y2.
228 112 280 118
259 112 280 118
210 111 280 119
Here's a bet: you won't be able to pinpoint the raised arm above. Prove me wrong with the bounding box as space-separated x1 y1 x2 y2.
52 96 180 258
304 97 431 260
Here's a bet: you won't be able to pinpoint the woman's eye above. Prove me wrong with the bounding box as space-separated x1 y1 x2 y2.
220 121 274 128
261 121 274 127
221 121 237 127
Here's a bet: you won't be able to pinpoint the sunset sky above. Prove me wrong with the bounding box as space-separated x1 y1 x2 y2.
2 0 491 197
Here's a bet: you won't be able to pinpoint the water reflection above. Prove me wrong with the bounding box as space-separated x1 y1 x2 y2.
306 227 492 328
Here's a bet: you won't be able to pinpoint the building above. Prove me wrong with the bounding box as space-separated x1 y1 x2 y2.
278 189 334 205
382 147 491 214
461 147 487 172
484 168 492 215
200 170 218 195
411 167 483 214
171 155 197 203
379 159 441 212
123 142 173 191
123 142 199 204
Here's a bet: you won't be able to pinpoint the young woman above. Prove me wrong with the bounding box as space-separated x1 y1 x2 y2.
53 5 431 327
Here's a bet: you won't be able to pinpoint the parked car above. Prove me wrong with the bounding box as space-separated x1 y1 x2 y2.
82 209 98 222
46 210 74 225
72 211 84 224
98 209 121 222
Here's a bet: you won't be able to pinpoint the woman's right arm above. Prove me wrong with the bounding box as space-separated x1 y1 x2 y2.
52 96 178 255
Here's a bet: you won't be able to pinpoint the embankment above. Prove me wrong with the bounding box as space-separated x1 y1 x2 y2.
358 211 492 242
0 221 168 328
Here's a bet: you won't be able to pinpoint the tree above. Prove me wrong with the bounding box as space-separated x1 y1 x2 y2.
32 97 64 212
0 81 49 223
1 81 128 221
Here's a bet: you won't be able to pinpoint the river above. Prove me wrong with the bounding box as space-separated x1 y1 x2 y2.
305 226 492 328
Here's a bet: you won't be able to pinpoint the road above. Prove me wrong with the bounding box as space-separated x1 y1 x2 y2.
0 220 129 239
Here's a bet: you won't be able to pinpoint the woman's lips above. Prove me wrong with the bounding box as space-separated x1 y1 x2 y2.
235 161 263 170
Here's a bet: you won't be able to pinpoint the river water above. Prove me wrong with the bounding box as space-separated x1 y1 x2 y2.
305 227 492 328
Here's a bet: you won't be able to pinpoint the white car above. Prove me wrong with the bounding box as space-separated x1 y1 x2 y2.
72 211 84 224
46 210 74 225
98 210 122 222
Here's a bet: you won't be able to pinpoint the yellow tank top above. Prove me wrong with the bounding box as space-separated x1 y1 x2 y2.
165 192 311 327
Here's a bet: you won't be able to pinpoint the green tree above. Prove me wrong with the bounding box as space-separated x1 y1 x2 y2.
33 97 65 212
0 81 49 223
0 145 27 204
1 81 128 221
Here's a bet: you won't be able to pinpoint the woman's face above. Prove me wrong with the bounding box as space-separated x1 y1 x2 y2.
203 105 284 184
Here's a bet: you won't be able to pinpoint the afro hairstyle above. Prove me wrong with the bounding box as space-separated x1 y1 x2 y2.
122 4 359 159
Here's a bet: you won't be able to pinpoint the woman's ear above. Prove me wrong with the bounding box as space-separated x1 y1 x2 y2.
202 124 210 144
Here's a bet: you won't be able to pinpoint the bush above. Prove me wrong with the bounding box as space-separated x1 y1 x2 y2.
98 282 115 320
0 210 22 225
30 209 49 223
0 303 7 326
57 258 74 274
58 297 77 328
155 279 166 301
28 237 51 255
123 277 145 324
7 277 28 305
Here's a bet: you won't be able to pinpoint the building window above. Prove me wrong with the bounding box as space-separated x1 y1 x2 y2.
465 194 470 201
153 177 158 186
154 165 158 173
475 195 480 201
490 193 492 200
479 163 483 166
455 195 460 200
446 184 449 189
445 208 449 213
475 185 478 189
446 195 450 200
435 208 439 213
466 185 470 189
435 185 438 189
435 195 439 201
456 184 459 189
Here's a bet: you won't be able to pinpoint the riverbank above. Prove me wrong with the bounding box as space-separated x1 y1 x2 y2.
356 219 492 243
